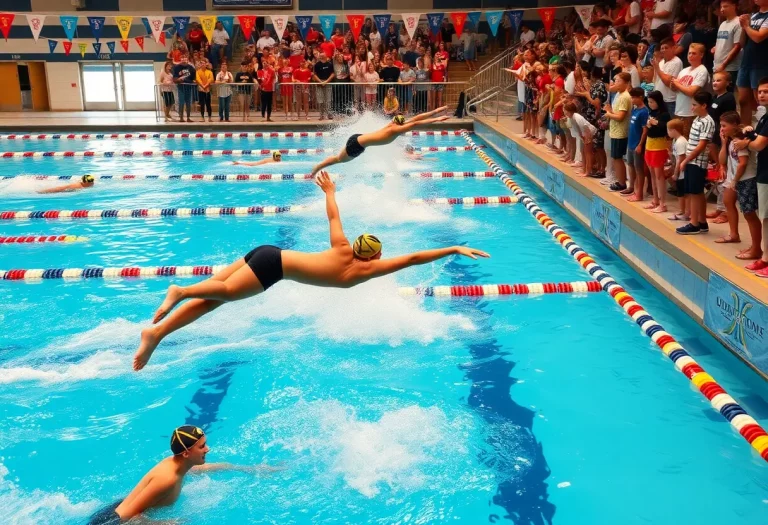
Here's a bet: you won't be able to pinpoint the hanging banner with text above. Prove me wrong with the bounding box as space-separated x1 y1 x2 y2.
88 16 105 42
200 16 217 42
272 15 289 41
60 15 78 42
486 11 503 36
27 15 46 43
347 14 364 42
508 10 524 33
538 8 556 33
401 13 421 39
147 16 166 44
237 15 256 41
319 15 336 40
467 12 481 31
450 12 467 35
219 16 234 39
374 14 392 35
115 15 133 41
427 13 443 36
172 17 189 38
576 5 595 29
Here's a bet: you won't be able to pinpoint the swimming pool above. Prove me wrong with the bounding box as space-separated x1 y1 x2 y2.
1 114 768 525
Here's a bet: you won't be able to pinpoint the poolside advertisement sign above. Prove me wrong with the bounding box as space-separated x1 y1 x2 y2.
590 197 621 249
545 166 565 204
705 273 768 370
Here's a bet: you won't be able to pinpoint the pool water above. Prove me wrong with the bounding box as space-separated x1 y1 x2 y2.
1 114 767 525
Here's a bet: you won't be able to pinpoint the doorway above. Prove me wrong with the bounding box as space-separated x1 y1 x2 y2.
80 62 155 111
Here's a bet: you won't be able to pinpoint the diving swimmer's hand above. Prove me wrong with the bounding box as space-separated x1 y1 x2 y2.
454 246 490 260
314 171 335 193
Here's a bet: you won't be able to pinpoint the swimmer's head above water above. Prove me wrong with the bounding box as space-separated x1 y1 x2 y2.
272 151 282 161
404 144 414 153
170 425 208 464
81 174 95 186
353 233 382 260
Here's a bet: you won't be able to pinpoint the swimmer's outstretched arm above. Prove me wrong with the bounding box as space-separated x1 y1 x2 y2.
367 246 489 279
192 462 287 474
37 182 81 194
405 105 449 124
316 171 349 247
233 158 273 166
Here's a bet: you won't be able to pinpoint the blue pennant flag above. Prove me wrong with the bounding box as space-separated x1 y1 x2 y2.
60 15 78 42
48 39 58 53
467 12 481 31
106 41 115 55
141 17 152 36
373 14 392 35
218 16 234 38
295 15 313 41
318 15 336 40
426 13 443 36
87 17 105 42
92 42 101 55
173 17 190 38
485 11 503 37
507 10 524 33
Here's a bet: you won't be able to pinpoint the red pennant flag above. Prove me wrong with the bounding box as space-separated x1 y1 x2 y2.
120 39 129 52
347 14 365 42
238 15 256 41
159 31 166 45
538 8 556 33
135 35 144 51
450 12 467 36
63 41 72 56
0 13 15 41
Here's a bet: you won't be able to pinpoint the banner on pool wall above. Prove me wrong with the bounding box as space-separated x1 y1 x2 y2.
545 166 565 204
590 197 621 249
705 272 768 371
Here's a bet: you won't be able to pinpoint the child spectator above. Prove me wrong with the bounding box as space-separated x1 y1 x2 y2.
671 44 709 137
652 37 683 116
676 91 715 235
644 90 672 212
621 45 641 87
564 101 597 176
582 66 609 177
667 118 690 221
292 60 312 120
278 57 295 121
626 87 650 201
604 72 633 192
713 0 743 84
549 65 567 155
536 64 553 145
640 65 655 96
524 68 540 140
707 71 738 222
383 87 400 115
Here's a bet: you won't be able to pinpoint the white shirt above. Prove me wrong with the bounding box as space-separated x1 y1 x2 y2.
520 29 535 46
674 136 688 179
714 18 743 71
256 36 276 52
628 1 642 34
651 0 677 29
587 34 614 67
572 113 597 136
212 28 229 46
370 31 381 50
727 141 757 183
289 40 304 55
460 32 474 51
216 71 233 97
624 65 641 87
565 71 575 94
655 56 683 102
513 63 529 101
674 64 709 117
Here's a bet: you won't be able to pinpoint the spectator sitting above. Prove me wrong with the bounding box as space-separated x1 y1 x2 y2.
383 88 400 115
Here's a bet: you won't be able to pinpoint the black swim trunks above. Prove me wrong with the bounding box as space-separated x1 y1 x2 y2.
244 245 284 290
345 134 365 158
88 500 122 525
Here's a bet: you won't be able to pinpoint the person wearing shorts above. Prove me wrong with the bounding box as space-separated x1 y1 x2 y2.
625 87 649 199
644 90 672 211
677 92 715 235
604 72 633 192
737 9 768 124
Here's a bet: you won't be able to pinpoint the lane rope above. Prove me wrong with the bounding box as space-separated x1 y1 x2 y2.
409 196 518 205
0 130 469 141
0 145 482 159
0 234 87 244
399 281 602 296
459 129 768 462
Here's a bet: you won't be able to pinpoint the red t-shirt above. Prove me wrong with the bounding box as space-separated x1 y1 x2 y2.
536 73 552 93
552 77 565 120
332 35 345 50
289 55 303 69
293 67 312 84
279 67 293 83
393 60 404 69
306 29 319 44
261 68 275 92
188 29 203 44
435 51 448 64
431 62 446 82
613 6 628 26
343 52 353 63
320 41 336 59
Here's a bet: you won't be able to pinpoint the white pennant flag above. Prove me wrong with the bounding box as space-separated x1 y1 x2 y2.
576 5 595 30
147 16 166 43
271 15 288 42
27 14 46 43
401 13 421 40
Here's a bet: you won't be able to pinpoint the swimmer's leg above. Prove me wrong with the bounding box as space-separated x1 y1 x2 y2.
310 147 350 176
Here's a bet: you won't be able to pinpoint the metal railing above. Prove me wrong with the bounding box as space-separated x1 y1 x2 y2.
465 46 517 102
154 81 469 122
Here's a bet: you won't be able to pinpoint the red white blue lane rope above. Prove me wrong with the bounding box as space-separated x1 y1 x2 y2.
399 281 602 296
0 205 304 220
0 234 86 244
0 145 481 159
2 171 497 182
409 196 518 205
0 130 467 141
459 129 768 462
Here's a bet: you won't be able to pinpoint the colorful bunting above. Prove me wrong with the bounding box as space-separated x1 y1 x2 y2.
402 13 421 40
26 14 45 43
87 16 105 41
63 41 72 56
135 35 144 51
450 12 467 35
271 15 289 41
295 15 312 41
115 16 133 41
92 42 101 55
347 15 364 42
318 15 335 40
48 39 58 54
106 41 115 55
507 10 524 33
538 8 556 33
78 42 87 57
172 16 189 38
0 13 14 41
237 15 256 41
218 16 234 39
200 16 216 43
426 13 443 36
467 11 481 31
486 11 503 37
60 15 78 42
147 16 166 43
373 14 391 35
159 31 166 46
120 39 129 52
576 5 595 29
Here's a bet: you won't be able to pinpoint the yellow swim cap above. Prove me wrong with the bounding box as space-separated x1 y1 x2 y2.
272 151 282 160
82 174 94 183
392 115 406 125
353 234 382 259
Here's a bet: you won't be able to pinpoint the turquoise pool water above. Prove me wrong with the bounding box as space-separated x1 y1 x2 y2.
1 116 767 525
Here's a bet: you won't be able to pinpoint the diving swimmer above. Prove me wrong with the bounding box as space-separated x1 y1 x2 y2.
37 174 94 194
308 106 451 176
133 170 488 370
233 150 282 166
86 425 283 524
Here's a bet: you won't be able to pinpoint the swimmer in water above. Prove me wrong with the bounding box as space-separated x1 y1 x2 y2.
233 150 282 166
404 144 427 161
308 107 451 176
37 174 94 194
86 425 283 524
133 170 488 370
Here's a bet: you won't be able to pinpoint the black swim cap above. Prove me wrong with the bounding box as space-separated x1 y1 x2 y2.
170 425 205 455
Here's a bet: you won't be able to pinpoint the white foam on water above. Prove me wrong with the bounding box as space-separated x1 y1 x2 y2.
0 177 49 196
0 350 130 385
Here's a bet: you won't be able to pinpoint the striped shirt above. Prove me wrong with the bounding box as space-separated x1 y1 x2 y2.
686 115 715 168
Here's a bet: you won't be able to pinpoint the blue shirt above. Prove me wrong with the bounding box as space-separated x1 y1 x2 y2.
628 106 649 150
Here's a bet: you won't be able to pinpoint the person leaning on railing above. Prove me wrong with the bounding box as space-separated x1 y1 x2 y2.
413 57 430 114
173 55 196 123
234 61 255 122
215 62 233 122
398 61 416 114
332 52 351 116
196 61 213 122
158 61 175 122
362 62 380 110
292 60 312 120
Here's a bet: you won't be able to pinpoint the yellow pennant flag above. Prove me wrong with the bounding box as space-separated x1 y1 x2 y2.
199 16 216 43
78 42 87 57
114 15 133 41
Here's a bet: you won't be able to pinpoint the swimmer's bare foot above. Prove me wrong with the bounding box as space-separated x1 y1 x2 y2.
153 284 184 324
134 327 159 371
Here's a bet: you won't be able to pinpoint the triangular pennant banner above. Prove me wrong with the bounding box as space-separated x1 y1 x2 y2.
450 12 467 35
218 16 234 39
147 16 165 43
63 41 72 56
134 35 144 51
120 39 129 52
87 16 105 41
115 16 133 41
237 15 256 41
271 15 289 41
373 14 391 35
0 13 14 41
507 10 524 33
427 13 443 36
172 16 189 38
106 41 115 55
401 13 420 40
78 42 87 57
347 15 364 42
27 14 45 43
159 31 166 46
199 16 216 43
576 5 595 29
92 42 101 55
295 15 313 41
538 8 556 33
318 15 335 40
467 11 481 31
485 11 503 37
141 17 152 35
60 15 78 42
48 39 58 53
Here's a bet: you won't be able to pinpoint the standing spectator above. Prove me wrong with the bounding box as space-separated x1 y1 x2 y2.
158 61 175 122
386 24 399 50
708 72 737 220
621 45 641 87
379 53 401 106
713 0 742 85
667 119 691 221
332 52 351 115
604 72 633 192
441 18 456 52
413 57 429 113
565 101 597 176
671 44 709 136
187 23 204 52
653 37 683 115
173 55 196 123
435 42 449 67
398 61 415 114
306 25 320 47
319 36 336 62
168 34 188 65
584 66 609 177
383 87 399 115
278 57 295 120
737 4 768 125
671 15 693 68
196 61 213 122
520 23 536 47
211 21 230 71
640 65 655 95
644 90 672 212
215 62 233 122
402 39 419 68
313 52 335 120
370 25 382 54
586 20 615 70
332 28 345 50
647 0 677 30
431 48 447 110
461 27 477 71
627 0 643 35
363 62 380 109
292 60 312 120
259 61 275 121
234 61 254 122
625 87 650 200
676 91 715 235
350 55 368 112
289 33 305 69
257 31 276 54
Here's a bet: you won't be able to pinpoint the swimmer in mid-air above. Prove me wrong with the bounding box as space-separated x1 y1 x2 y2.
233 150 282 167
86 425 283 524
308 106 451 176
37 174 94 194
133 170 488 370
